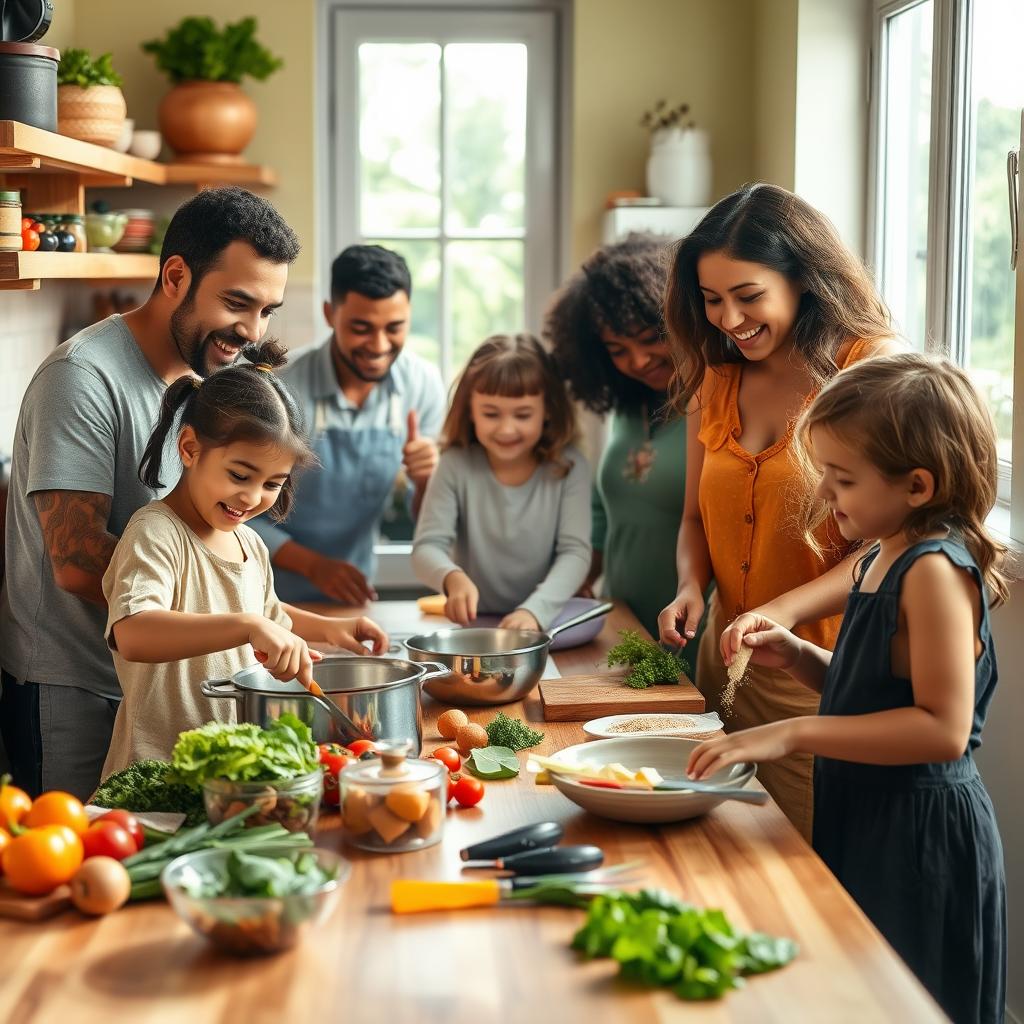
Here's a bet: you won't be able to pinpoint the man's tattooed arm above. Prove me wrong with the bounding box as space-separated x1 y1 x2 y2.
33 490 117 607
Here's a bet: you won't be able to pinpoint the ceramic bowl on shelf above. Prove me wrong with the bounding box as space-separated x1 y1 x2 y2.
112 209 155 253
84 211 128 253
543 736 756 824
128 129 162 161
111 117 134 154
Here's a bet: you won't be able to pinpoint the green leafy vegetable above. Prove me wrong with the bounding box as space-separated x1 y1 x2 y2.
484 712 544 751
182 849 336 900
170 714 318 787
465 746 520 780
607 629 686 689
571 890 797 1001
57 49 123 87
91 759 206 826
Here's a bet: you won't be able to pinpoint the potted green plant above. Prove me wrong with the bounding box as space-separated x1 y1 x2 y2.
142 17 283 165
56 49 126 148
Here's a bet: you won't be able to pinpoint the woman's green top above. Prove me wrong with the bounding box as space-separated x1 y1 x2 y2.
592 405 704 676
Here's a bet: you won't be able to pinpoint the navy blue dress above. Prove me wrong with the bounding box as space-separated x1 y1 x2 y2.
814 538 1006 1024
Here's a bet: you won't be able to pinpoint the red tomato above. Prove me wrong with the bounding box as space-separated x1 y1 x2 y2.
24 791 89 836
451 776 484 808
81 821 137 861
345 740 377 757
318 743 355 808
21 217 33 230
97 810 144 851
429 746 461 773
21 228 39 252
0 776 32 832
2 825 83 895
0 828 10 874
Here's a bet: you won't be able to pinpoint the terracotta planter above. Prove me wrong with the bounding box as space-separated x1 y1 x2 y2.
158 81 257 165
57 84 126 147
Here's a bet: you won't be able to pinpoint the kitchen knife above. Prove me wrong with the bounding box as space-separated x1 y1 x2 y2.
459 821 564 861
465 844 604 874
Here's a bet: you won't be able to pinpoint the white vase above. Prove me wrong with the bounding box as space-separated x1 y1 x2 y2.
645 127 712 207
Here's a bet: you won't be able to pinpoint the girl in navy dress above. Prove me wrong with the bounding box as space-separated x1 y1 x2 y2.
688 353 1006 1024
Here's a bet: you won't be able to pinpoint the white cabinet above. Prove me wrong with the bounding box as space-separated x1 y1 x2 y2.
602 205 710 244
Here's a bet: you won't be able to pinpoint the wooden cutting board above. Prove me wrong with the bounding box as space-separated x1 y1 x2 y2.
0 881 72 921
539 672 706 721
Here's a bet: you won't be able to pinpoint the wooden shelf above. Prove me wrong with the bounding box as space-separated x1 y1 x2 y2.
0 121 276 288
0 252 158 290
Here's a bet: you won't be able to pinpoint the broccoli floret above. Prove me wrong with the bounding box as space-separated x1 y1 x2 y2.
91 759 206 826
606 630 685 689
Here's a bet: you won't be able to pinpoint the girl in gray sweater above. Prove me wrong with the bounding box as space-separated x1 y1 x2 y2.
412 334 591 630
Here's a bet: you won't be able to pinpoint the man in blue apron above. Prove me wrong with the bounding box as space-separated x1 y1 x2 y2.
252 245 445 604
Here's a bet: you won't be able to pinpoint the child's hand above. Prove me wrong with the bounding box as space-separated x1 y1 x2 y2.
500 609 540 631
321 616 390 655
402 410 439 489
444 571 479 625
686 720 800 781
248 617 319 689
720 613 803 672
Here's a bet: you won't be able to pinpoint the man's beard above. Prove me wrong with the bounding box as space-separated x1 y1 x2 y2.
333 344 399 383
170 299 247 377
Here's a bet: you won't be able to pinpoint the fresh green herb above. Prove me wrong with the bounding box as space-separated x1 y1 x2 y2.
182 849 336 900
91 759 206 826
607 630 685 689
465 746 520 780
57 49 123 87
484 712 544 751
571 890 797 1001
170 714 318 787
123 805 312 901
142 17 283 85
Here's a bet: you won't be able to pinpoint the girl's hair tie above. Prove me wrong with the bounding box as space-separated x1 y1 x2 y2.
254 363 274 374
191 377 202 390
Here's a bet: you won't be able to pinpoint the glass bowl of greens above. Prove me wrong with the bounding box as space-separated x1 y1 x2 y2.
202 769 323 835
162 846 349 956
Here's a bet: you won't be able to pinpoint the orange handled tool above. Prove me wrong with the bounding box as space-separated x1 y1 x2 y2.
391 880 503 913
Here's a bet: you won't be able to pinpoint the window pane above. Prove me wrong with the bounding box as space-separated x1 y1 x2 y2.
359 44 441 232
448 241 524 372
365 238 442 368
444 44 527 233
964 0 1024 461
879 1 933 348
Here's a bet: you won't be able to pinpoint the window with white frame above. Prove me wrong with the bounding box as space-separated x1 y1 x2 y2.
326 6 561 383
871 0 1024 496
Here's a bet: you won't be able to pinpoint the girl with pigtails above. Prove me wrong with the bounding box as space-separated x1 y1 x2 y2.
99 340 388 777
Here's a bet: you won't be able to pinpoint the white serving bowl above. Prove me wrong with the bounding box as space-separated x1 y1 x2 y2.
129 130 162 160
112 118 135 153
545 736 756 824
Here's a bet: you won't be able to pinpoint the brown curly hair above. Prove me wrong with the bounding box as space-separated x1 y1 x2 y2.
442 334 577 475
545 234 671 414
665 184 894 413
795 353 1009 606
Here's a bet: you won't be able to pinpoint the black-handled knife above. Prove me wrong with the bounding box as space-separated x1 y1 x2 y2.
466 844 605 875
459 821 565 862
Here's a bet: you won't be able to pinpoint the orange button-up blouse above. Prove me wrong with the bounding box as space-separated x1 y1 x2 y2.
697 339 878 650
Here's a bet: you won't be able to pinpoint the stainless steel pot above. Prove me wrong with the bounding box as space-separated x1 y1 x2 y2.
200 655 448 753
404 601 614 706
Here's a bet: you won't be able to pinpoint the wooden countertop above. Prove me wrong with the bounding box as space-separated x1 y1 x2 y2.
0 602 945 1023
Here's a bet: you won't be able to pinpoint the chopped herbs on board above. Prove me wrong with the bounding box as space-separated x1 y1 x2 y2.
606 630 686 689
484 712 544 751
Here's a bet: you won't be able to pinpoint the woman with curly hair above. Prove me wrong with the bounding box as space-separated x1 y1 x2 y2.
546 235 703 669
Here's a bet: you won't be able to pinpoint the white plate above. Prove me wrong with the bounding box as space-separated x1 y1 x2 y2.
582 712 723 740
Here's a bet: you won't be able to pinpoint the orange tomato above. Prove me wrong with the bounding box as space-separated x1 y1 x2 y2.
2 825 84 895
0 776 32 832
0 828 10 874
23 791 89 836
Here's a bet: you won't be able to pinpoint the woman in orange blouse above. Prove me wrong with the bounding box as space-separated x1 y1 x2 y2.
657 184 900 839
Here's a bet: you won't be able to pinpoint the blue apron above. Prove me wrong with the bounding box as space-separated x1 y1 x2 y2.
272 391 405 603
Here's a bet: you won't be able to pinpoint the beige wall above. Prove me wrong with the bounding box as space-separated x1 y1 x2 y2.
71 1 317 284
753 0 798 190
571 0 758 263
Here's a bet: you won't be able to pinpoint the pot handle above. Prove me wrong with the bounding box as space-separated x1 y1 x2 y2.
200 678 243 700
418 661 452 684
546 601 614 641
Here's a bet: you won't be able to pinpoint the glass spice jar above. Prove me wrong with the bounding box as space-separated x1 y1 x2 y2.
0 190 22 251
59 214 87 253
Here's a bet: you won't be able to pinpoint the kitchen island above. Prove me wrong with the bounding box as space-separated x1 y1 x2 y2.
0 601 945 1023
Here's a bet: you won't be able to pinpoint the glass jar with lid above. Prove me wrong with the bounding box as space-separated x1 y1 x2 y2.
339 739 445 853
0 190 22 251
58 214 87 253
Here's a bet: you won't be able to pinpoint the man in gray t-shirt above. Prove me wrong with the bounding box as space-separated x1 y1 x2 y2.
0 187 299 799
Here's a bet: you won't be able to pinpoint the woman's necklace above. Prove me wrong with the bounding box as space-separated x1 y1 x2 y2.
623 402 657 484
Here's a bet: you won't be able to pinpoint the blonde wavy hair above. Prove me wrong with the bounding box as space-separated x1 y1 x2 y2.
795 353 1008 605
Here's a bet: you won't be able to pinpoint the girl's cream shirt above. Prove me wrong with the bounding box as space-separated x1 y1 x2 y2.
100 500 291 778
